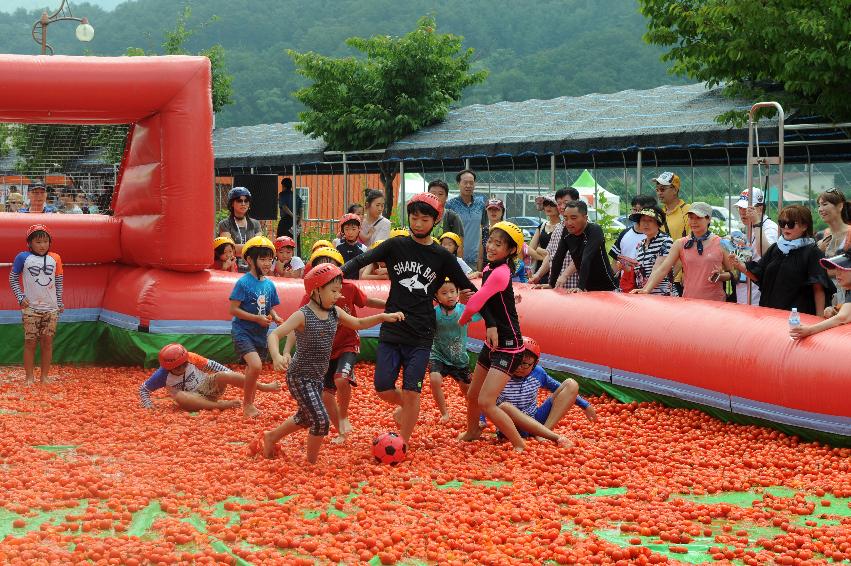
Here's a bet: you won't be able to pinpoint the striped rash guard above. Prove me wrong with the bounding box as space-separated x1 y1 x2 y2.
458 260 522 352
139 353 228 408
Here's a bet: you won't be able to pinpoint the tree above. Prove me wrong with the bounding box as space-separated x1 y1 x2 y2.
289 15 488 215
639 0 851 125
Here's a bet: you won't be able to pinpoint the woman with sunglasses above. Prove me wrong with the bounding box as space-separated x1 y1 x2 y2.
729 205 833 315
218 187 264 273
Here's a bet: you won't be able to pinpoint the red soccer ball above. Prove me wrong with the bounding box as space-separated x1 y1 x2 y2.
372 432 407 465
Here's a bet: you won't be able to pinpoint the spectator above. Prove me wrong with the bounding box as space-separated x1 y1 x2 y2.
634 202 736 301
730 205 832 316
347 203 364 217
545 199 618 292
57 186 83 214
359 189 391 247
445 169 486 267
5 191 24 212
428 179 464 237
18 183 57 214
218 187 263 273
629 206 676 295
530 187 579 287
609 195 657 292
816 188 851 308
653 172 689 294
790 252 851 340
735 187 779 304
528 193 560 274
276 177 298 238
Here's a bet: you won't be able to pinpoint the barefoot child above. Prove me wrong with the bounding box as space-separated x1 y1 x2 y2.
291 247 386 443
139 343 280 411
9 224 63 385
458 221 528 451
272 236 305 278
229 236 283 417
429 278 481 423
790 252 851 339
213 236 238 272
339 193 484 445
495 336 596 445
263 264 404 463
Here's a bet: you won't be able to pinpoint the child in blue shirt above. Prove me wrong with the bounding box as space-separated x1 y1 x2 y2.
496 336 597 446
429 278 481 423
229 236 283 418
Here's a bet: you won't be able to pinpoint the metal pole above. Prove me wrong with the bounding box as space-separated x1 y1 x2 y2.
636 150 642 195
342 152 349 215
550 154 556 193
400 161 406 227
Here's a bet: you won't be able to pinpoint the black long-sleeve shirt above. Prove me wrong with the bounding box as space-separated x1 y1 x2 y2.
342 236 493 346
549 222 617 291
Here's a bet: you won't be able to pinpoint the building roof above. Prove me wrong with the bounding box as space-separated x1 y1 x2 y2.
213 122 326 170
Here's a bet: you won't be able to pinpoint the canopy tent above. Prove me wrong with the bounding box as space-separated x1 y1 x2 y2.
571 169 620 216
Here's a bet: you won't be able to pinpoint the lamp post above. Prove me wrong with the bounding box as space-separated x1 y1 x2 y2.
31 0 95 55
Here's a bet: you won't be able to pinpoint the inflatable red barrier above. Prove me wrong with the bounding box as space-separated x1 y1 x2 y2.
0 214 121 265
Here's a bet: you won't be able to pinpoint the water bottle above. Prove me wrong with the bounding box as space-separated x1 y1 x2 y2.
788 308 800 341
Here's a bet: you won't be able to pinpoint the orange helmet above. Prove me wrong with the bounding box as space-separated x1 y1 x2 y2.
26 223 51 241
274 236 296 250
338 213 362 233
407 192 443 222
522 336 541 360
159 343 188 370
304 263 343 296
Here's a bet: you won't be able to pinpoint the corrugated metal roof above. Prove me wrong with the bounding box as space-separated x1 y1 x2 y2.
213 122 326 169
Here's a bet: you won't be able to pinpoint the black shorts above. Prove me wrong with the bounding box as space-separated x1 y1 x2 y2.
428 359 471 385
476 344 523 376
374 342 430 393
322 351 359 391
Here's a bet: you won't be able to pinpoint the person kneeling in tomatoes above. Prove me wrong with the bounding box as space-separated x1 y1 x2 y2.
139 343 280 411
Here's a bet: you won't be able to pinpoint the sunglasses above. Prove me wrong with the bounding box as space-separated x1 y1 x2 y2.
234 198 250 204
778 220 801 229
655 186 673 192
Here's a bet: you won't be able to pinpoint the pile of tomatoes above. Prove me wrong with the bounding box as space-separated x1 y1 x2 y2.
0 363 849 564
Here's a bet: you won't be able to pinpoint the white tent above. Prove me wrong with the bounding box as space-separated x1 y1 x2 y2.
571 169 620 216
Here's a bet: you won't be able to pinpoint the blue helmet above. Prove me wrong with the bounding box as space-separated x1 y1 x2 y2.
227 186 251 203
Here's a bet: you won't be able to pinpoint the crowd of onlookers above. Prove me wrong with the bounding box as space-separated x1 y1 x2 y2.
2 183 106 214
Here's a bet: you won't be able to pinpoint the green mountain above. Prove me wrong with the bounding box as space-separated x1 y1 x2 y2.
0 0 685 128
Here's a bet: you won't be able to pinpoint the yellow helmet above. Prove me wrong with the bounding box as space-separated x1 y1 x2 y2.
490 221 525 258
311 239 333 252
213 235 236 250
389 228 409 238
242 235 275 257
370 239 385 249
439 232 462 252
310 247 344 266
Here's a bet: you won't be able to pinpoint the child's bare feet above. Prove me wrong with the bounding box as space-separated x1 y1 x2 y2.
218 400 241 409
555 435 572 448
40 375 55 384
439 412 451 424
262 431 278 459
259 381 281 392
457 428 482 442
243 404 261 418
330 433 347 445
25 376 35 386
340 418 352 435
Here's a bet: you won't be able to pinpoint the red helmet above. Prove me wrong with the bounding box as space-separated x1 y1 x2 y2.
274 236 296 250
338 213 362 232
159 343 188 370
304 263 343 296
26 223 50 241
522 336 541 360
407 192 443 222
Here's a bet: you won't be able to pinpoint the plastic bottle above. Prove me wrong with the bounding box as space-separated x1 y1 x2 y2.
788 307 800 340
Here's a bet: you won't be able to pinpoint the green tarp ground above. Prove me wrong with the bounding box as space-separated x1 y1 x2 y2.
0 323 847 446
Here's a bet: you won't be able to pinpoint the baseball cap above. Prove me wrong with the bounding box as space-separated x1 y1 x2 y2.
28 183 47 192
628 208 665 226
651 172 681 190
736 187 765 208
820 252 851 271
486 198 505 211
687 202 712 219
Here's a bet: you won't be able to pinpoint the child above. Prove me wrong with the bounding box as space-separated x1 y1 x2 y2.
340 193 483 445
272 236 305 278
389 228 410 239
213 236 238 272
361 240 389 280
429 278 481 423
311 239 333 255
229 235 284 418
139 343 280 411
9 224 63 385
458 221 528 451
263 264 404 463
335 213 367 278
291 246 386 443
790 252 851 339
439 232 480 278
495 336 596 445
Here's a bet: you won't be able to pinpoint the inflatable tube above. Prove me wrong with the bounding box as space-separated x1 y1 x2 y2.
0 214 121 264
